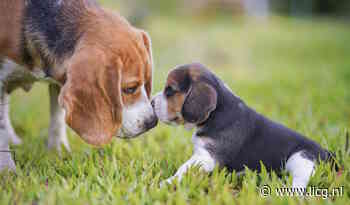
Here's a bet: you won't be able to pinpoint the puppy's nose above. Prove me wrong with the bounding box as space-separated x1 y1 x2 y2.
145 115 158 130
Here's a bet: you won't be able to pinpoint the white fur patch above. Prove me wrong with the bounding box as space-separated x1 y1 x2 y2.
48 85 70 152
0 143 16 171
120 85 155 138
153 92 170 123
153 92 183 127
286 151 315 189
0 90 21 145
162 134 216 185
0 59 66 171
192 135 216 171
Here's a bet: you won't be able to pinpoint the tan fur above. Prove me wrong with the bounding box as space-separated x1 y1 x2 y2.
0 0 153 146
0 0 24 62
164 75 187 124
163 65 218 125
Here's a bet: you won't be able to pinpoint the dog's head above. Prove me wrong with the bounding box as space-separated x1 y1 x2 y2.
152 63 218 128
59 11 157 146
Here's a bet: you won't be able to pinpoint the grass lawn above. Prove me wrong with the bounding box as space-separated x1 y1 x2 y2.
1 4 349 205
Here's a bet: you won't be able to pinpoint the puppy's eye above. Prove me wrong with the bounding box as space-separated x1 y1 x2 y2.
123 86 138 95
165 86 177 97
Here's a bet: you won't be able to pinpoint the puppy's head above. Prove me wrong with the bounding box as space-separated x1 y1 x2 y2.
152 63 218 128
59 11 157 146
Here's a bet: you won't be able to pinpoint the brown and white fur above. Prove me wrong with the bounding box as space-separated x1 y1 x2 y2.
0 0 157 171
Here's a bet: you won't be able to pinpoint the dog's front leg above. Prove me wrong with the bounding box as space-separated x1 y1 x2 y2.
0 91 22 145
0 86 16 171
47 84 70 152
0 136 16 171
161 147 216 186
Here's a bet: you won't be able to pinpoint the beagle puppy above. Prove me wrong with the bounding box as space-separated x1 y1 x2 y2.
0 0 157 171
152 63 333 188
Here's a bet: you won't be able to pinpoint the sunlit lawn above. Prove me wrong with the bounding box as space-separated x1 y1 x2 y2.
0 3 349 204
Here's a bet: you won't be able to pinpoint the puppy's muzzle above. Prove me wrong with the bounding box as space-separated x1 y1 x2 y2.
151 93 177 125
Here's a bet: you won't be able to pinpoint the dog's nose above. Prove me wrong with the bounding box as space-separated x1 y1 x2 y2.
145 115 158 130
151 99 155 109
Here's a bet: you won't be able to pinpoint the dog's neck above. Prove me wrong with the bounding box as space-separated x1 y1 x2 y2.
20 0 99 84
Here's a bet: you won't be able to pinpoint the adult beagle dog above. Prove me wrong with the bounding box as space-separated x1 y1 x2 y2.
152 63 333 188
0 0 157 171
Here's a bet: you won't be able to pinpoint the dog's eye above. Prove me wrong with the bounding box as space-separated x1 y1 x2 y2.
165 86 176 97
123 86 138 95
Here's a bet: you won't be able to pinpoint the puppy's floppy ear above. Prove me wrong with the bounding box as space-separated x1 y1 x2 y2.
140 30 153 98
182 82 218 124
59 50 123 146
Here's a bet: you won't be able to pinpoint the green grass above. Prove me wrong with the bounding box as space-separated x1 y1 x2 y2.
1 7 350 205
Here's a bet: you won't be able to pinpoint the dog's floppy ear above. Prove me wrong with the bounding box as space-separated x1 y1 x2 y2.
182 82 217 124
59 50 123 146
140 30 153 98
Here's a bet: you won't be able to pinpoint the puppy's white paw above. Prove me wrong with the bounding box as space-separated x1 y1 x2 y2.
160 176 176 187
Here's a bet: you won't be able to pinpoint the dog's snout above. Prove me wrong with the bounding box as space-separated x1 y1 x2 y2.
144 115 158 130
151 99 156 109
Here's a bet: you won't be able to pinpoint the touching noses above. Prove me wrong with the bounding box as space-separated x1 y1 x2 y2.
145 115 158 130
151 99 156 109
146 98 158 130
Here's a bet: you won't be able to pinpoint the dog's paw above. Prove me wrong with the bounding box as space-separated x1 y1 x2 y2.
8 133 22 145
2 125 22 145
48 132 71 153
0 151 16 172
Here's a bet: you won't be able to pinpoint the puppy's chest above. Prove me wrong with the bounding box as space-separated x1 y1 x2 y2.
192 133 245 169
192 135 217 159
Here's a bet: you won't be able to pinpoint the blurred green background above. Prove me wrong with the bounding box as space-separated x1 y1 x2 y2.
97 0 350 131
1 0 349 204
